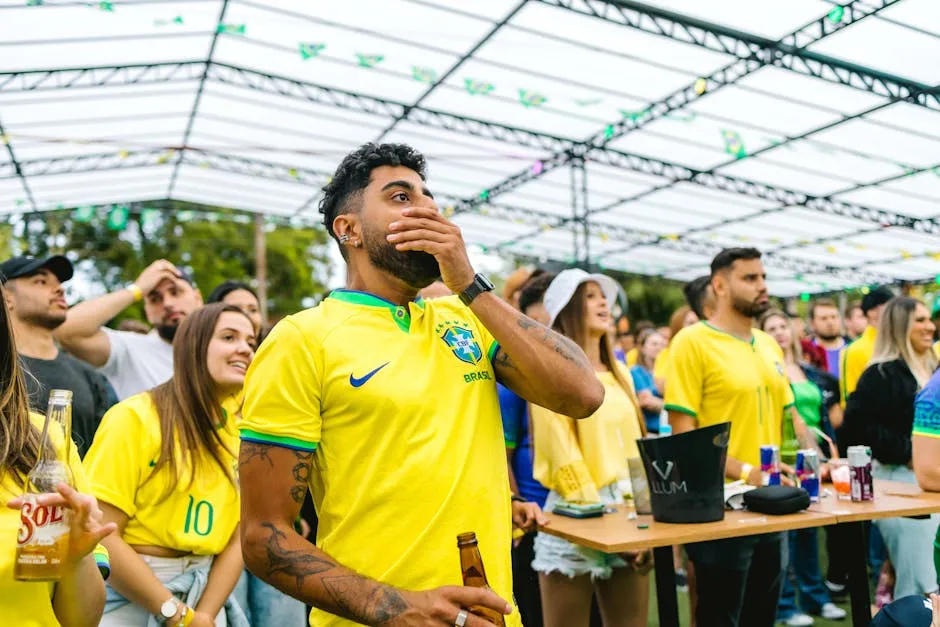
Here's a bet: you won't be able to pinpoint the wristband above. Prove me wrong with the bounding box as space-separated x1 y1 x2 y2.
178 606 194 627
127 283 143 303
739 463 754 483
510 495 528 503
93 543 110 580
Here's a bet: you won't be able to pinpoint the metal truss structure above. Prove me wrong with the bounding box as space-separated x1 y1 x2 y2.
2 0 939 294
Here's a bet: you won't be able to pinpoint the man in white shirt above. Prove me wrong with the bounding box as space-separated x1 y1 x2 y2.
55 259 203 400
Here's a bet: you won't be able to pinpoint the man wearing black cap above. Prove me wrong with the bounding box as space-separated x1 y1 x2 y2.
0 255 112 456
54 259 203 400
840 286 894 406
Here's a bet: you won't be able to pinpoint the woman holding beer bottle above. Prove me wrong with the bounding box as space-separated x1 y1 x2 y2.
0 287 116 626
85 303 256 626
530 270 651 627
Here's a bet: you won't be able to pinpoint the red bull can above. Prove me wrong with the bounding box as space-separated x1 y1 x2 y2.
760 445 781 486
848 445 874 502
796 450 819 502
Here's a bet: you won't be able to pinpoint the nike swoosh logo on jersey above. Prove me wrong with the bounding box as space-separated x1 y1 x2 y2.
349 362 390 388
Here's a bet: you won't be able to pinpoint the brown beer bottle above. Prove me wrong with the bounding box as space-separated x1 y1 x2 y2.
457 532 506 626
15 390 74 581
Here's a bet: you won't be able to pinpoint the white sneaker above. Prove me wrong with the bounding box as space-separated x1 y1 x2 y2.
821 603 847 620
783 614 814 627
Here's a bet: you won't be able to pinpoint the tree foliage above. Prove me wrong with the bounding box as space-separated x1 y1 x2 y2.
14 202 331 322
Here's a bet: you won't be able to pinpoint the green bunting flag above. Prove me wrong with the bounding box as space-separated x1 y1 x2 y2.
604 125 615 140
518 89 547 108
411 66 437 84
72 206 95 223
299 43 325 60
356 53 384 68
664 111 697 122
26 0 43 6
465 79 494 96
827 6 844 24
97 1 113 11
619 109 648 122
154 16 183 26
217 23 245 35
177 211 195 222
106 205 128 231
721 129 746 159
140 208 160 227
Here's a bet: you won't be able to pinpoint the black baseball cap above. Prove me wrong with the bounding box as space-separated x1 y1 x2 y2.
862 286 894 314
872 595 932 627
0 255 73 284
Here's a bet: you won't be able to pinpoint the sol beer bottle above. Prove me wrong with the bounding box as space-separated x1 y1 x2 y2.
15 390 74 581
457 532 506 626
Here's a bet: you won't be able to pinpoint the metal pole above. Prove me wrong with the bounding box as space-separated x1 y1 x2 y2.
254 213 268 323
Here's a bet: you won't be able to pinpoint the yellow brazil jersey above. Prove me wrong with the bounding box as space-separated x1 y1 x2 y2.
532 364 644 497
239 291 521 627
625 347 638 367
664 322 795 468
0 413 89 627
84 393 240 555
840 326 876 407
653 345 671 382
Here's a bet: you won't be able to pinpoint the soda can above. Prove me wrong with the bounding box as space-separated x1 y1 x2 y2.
801 475 820 502
848 445 874 502
796 450 820 501
760 445 781 486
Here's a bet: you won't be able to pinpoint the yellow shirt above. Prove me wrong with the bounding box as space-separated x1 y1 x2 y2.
664 322 795 468
532 366 644 497
239 291 520 627
840 326 877 406
653 345 671 382
0 413 90 627
84 393 240 555
625 348 638 367
933 341 939 361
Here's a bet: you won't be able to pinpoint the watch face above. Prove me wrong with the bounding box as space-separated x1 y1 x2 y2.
161 599 178 618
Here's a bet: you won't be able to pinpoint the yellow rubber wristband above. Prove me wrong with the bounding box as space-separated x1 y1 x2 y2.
739 463 754 483
127 283 143 302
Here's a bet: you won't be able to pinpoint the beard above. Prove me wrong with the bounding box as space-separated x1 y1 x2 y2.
732 295 770 319
157 323 179 343
362 222 441 289
816 331 841 342
22 310 66 331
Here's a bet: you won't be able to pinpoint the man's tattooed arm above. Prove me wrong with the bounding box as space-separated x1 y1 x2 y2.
239 442 410 626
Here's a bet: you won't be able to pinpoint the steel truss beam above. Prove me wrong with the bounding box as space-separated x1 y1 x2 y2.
570 157 590 266
465 0 903 216
0 119 37 211
0 62 205 93
167 0 229 198
540 0 938 109
454 199 892 285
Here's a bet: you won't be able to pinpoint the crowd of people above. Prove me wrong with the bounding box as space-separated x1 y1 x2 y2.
2 142 940 627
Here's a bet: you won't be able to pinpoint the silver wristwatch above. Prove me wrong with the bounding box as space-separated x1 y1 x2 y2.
156 597 181 625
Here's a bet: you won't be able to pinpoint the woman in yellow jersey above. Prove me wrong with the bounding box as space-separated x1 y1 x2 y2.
530 269 651 627
85 303 255 627
0 286 116 626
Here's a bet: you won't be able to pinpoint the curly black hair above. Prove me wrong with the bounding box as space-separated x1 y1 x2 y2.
318 143 427 240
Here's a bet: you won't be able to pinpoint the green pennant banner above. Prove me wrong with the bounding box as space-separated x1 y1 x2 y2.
106 205 129 231
411 66 437 83
518 89 547 108
217 23 246 35
721 129 747 159
299 43 325 60
140 208 160 227
72 206 95 223
355 53 384 68
465 79 495 96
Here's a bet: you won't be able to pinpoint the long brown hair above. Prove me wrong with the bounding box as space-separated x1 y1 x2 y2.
0 285 48 488
147 303 251 491
871 297 937 387
554 282 647 436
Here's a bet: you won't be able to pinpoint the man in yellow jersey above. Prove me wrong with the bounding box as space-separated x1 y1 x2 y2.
840 287 894 406
665 248 803 627
237 143 604 627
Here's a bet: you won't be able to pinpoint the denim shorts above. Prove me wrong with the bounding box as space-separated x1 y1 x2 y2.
532 484 628 580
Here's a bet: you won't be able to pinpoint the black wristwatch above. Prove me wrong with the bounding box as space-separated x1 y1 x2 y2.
458 273 495 306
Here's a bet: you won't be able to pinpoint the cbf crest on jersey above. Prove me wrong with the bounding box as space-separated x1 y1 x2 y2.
436 320 483 365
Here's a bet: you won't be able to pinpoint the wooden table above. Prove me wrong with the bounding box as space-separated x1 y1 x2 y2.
538 480 940 627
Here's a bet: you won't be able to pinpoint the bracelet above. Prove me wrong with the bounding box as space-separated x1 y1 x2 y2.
127 283 143 303
178 606 194 627
739 463 754 483
511 495 528 503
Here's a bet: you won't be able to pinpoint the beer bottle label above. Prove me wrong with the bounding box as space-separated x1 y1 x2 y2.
17 496 69 547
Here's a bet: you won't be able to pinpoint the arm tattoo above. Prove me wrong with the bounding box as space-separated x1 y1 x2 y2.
511 313 588 369
239 441 274 469
290 450 313 504
323 576 409 625
261 522 335 587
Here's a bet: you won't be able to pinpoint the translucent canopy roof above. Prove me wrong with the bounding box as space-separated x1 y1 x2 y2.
2 0 940 295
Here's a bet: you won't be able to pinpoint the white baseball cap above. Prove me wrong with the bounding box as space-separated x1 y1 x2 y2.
543 269 623 327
